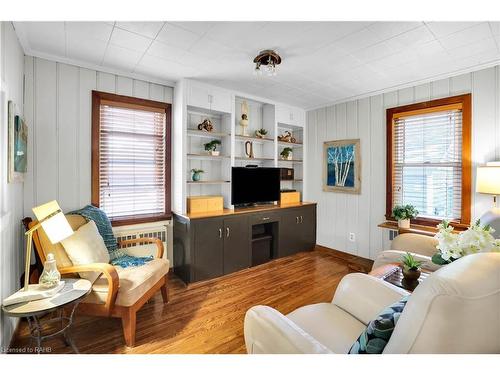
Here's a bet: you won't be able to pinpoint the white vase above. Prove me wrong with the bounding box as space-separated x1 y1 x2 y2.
398 218 410 229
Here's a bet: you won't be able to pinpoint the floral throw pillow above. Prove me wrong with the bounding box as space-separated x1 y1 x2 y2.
348 295 409 354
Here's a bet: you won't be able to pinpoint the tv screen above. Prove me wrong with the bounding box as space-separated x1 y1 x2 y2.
232 167 280 205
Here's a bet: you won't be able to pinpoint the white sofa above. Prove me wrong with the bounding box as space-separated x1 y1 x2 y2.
244 252 500 354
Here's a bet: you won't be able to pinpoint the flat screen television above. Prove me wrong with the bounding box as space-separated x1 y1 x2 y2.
232 167 280 206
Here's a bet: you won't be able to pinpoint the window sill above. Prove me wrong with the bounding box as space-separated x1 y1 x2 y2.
111 213 172 227
378 221 464 237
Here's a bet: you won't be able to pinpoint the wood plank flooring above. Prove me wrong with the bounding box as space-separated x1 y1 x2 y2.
10 247 371 354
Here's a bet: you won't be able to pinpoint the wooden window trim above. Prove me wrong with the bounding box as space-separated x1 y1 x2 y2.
386 93 472 229
91 90 172 226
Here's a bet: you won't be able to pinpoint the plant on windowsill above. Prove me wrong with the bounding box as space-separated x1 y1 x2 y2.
392 204 419 229
204 140 222 156
191 169 204 182
400 252 423 286
280 147 293 161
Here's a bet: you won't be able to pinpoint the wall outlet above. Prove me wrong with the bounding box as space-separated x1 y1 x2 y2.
349 232 356 242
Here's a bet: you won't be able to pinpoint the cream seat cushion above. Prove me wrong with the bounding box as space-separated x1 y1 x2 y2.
85 258 170 307
287 303 366 353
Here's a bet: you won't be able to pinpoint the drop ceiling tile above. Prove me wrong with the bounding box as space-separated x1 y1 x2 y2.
170 22 217 36
446 37 498 60
156 23 201 50
203 22 266 49
109 27 152 53
385 25 435 50
103 44 143 71
66 35 108 65
425 22 480 38
367 22 423 41
350 41 395 62
439 22 493 50
23 22 66 56
146 41 187 63
115 22 164 39
65 22 113 43
188 36 237 59
136 54 200 79
490 22 500 36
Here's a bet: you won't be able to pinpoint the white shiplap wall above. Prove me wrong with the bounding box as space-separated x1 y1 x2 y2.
23 56 173 215
0 22 25 348
306 65 500 260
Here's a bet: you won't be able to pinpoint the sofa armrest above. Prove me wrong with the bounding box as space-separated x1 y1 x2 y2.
118 237 164 258
372 250 441 272
244 305 332 354
332 273 409 326
59 263 119 315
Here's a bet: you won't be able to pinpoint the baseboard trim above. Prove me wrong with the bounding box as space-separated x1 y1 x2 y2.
315 245 373 273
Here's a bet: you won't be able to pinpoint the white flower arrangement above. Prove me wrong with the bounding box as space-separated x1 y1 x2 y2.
432 220 500 264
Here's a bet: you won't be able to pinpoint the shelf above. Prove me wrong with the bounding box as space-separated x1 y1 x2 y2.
187 180 230 185
235 156 275 162
281 179 303 182
278 141 303 147
187 153 229 161
187 129 230 138
278 159 303 163
235 134 274 143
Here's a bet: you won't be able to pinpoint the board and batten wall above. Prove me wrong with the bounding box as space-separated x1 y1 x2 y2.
306 65 500 260
23 56 173 214
0 22 25 349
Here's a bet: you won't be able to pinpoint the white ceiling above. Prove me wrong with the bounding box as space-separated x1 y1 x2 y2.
13 21 500 109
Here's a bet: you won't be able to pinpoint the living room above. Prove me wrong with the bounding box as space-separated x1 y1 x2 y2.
1 0 500 370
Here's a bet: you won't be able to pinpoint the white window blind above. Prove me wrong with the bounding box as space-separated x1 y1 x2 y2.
99 102 167 220
393 108 463 221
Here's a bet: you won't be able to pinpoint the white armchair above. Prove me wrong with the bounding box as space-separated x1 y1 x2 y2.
244 253 500 354
372 233 440 271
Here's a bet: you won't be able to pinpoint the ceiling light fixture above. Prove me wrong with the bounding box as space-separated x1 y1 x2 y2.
253 49 281 77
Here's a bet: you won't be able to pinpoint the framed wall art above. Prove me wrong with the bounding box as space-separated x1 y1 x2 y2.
323 139 361 194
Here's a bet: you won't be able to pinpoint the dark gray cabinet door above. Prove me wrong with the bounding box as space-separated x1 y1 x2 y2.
193 218 224 282
299 205 316 251
278 209 302 257
223 216 250 274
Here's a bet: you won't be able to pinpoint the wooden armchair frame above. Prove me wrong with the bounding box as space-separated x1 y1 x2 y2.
27 219 169 347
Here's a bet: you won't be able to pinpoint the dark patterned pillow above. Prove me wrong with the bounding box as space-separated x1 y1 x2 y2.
348 295 409 354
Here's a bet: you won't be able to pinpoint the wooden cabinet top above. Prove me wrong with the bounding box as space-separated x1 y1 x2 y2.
174 202 317 220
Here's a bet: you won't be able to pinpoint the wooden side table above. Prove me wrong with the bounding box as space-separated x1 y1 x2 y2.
2 278 92 353
369 263 431 292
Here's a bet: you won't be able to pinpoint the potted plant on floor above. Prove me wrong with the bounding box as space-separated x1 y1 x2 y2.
191 169 204 182
400 252 423 287
392 204 418 229
280 147 293 161
204 140 222 156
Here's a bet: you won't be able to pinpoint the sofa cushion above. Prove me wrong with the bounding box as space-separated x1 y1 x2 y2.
349 295 409 354
84 258 169 307
287 303 366 354
61 220 110 279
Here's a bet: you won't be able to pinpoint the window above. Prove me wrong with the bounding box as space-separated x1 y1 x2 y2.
386 94 471 228
92 91 171 225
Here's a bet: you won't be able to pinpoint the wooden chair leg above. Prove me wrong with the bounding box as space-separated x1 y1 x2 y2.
121 308 137 347
161 280 169 304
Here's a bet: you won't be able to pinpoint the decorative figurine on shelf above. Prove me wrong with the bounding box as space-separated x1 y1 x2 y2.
39 253 62 289
197 118 214 132
280 147 293 161
191 169 204 181
245 141 255 159
204 140 222 156
255 128 268 138
239 100 249 136
277 130 296 143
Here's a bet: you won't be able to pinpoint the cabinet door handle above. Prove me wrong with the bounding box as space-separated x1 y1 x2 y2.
296 216 299 224
262 217 270 221
219 228 222 238
300 215 303 224
226 227 230 238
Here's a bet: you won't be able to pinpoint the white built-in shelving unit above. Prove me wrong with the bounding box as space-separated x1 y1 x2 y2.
173 79 306 214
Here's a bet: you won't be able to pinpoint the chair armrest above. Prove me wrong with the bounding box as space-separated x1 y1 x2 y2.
244 305 332 354
372 250 441 272
332 273 409 326
118 237 164 258
59 263 119 315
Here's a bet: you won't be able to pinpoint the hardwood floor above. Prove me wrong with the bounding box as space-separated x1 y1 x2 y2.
10 247 371 354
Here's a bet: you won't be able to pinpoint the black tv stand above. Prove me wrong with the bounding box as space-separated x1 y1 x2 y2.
172 202 317 283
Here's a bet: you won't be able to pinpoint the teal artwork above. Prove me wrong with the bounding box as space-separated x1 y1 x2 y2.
323 139 361 193
14 116 27 173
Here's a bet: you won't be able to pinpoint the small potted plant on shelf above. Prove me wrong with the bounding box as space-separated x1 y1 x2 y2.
191 169 204 182
255 128 268 139
392 204 418 229
204 140 222 156
400 252 423 287
280 147 293 160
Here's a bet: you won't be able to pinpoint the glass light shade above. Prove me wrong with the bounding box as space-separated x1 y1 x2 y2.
32 200 73 244
476 164 500 194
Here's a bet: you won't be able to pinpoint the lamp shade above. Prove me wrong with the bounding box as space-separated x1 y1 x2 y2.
476 163 500 195
32 200 73 244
